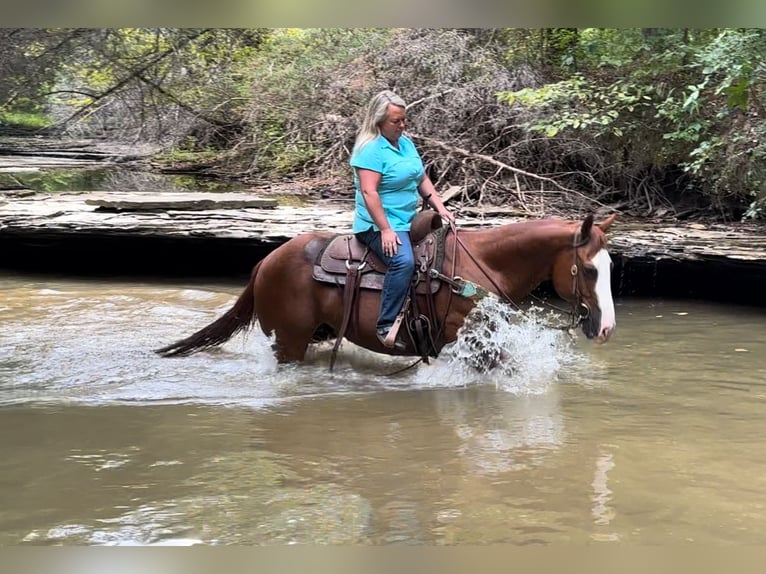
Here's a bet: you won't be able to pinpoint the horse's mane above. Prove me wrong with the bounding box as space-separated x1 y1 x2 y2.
459 217 581 244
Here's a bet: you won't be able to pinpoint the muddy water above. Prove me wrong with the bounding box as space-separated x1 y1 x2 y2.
1 273 766 545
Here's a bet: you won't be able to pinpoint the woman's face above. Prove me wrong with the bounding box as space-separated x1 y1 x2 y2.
379 104 406 144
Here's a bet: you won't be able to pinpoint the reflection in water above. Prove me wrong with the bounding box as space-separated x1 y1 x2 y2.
433 389 563 476
3 276 766 544
9 167 239 194
591 450 616 526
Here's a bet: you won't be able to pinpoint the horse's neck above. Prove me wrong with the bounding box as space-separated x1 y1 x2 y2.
459 222 571 299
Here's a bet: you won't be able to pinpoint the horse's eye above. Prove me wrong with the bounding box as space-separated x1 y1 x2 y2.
582 265 597 279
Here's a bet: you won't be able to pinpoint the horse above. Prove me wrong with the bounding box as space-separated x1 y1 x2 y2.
155 212 618 364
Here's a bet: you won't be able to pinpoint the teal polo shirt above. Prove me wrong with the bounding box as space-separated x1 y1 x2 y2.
350 134 425 233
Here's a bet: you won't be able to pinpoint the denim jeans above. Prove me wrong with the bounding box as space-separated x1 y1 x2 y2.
355 228 415 331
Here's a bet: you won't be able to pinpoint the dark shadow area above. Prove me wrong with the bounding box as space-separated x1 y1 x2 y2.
532 254 766 307
2 232 766 307
612 254 766 305
0 231 275 280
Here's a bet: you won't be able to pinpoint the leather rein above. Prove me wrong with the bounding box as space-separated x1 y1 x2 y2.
378 220 589 376
446 220 590 332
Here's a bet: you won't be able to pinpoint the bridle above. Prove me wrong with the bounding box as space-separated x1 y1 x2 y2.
566 229 591 331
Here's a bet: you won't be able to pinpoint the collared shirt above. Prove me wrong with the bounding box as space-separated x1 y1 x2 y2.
350 134 425 233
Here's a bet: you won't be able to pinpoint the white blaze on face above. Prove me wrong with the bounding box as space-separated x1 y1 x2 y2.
592 249 616 339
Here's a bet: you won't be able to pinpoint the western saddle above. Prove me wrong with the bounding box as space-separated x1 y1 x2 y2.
308 210 448 369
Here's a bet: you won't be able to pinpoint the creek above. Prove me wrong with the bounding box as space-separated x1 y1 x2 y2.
2 274 765 545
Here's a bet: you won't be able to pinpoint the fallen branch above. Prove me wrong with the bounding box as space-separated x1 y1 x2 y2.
406 89 455 110
439 185 464 204
410 133 610 210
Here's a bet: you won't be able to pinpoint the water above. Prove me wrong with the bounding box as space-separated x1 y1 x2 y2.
1 273 766 545
3 167 239 194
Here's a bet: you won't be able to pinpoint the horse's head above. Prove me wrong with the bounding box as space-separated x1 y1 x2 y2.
551 213 617 343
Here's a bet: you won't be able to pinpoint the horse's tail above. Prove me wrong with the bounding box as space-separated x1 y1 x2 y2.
154 262 261 357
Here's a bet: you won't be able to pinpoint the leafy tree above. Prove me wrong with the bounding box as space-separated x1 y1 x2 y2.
1 28 269 147
680 29 766 218
497 28 766 219
5 27 766 220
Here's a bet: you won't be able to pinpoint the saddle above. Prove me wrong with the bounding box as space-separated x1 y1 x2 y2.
306 210 448 369
311 210 445 294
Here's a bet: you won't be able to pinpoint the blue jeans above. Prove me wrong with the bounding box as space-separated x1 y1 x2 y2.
356 228 415 331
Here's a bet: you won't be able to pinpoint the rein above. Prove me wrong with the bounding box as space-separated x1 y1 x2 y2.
378 219 589 376
448 221 588 332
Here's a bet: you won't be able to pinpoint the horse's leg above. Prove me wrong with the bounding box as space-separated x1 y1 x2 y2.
271 334 313 363
257 288 318 363
253 237 326 364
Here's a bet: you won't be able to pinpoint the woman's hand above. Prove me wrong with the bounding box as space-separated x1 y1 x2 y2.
380 228 401 257
437 207 455 223
418 175 455 224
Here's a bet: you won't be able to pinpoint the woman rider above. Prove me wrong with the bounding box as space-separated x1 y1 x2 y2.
351 90 454 349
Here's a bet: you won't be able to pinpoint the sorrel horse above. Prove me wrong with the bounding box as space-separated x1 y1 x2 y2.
155 213 617 364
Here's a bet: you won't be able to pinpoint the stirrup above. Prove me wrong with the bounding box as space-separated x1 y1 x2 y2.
376 329 407 351
377 327 406 351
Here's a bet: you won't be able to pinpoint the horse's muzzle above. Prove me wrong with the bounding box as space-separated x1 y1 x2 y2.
581 307 614 342
583 312 615 343
595 325 615 344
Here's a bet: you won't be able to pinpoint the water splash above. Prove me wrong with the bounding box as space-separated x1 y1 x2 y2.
415 296 583 394
0 279 591 408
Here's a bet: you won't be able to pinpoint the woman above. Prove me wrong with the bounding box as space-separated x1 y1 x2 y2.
351 90 454 349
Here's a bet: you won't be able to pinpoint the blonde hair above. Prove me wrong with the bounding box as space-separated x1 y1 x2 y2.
352 90 406 156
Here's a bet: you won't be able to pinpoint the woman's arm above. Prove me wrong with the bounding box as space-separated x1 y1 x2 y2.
418 175 455 222
357 168 401 255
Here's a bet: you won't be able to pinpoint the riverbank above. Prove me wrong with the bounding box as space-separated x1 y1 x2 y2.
2 189 766 305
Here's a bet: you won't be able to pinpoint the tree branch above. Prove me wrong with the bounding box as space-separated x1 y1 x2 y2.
49 29 212 129
135 73 231 129
409 132 611 209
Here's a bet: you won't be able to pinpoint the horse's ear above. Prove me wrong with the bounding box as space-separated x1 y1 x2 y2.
596 213 617 233
580 214 594 241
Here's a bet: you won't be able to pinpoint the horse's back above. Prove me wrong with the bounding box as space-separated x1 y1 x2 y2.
261 231 334 269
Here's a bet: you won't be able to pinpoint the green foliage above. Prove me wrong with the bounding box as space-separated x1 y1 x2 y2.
0 111 50 129
498 74 651 138
497 27 766 218
680 29 766 218
7 28 766 219
240 28 391 176
577 28 645 68
14 29 270 144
